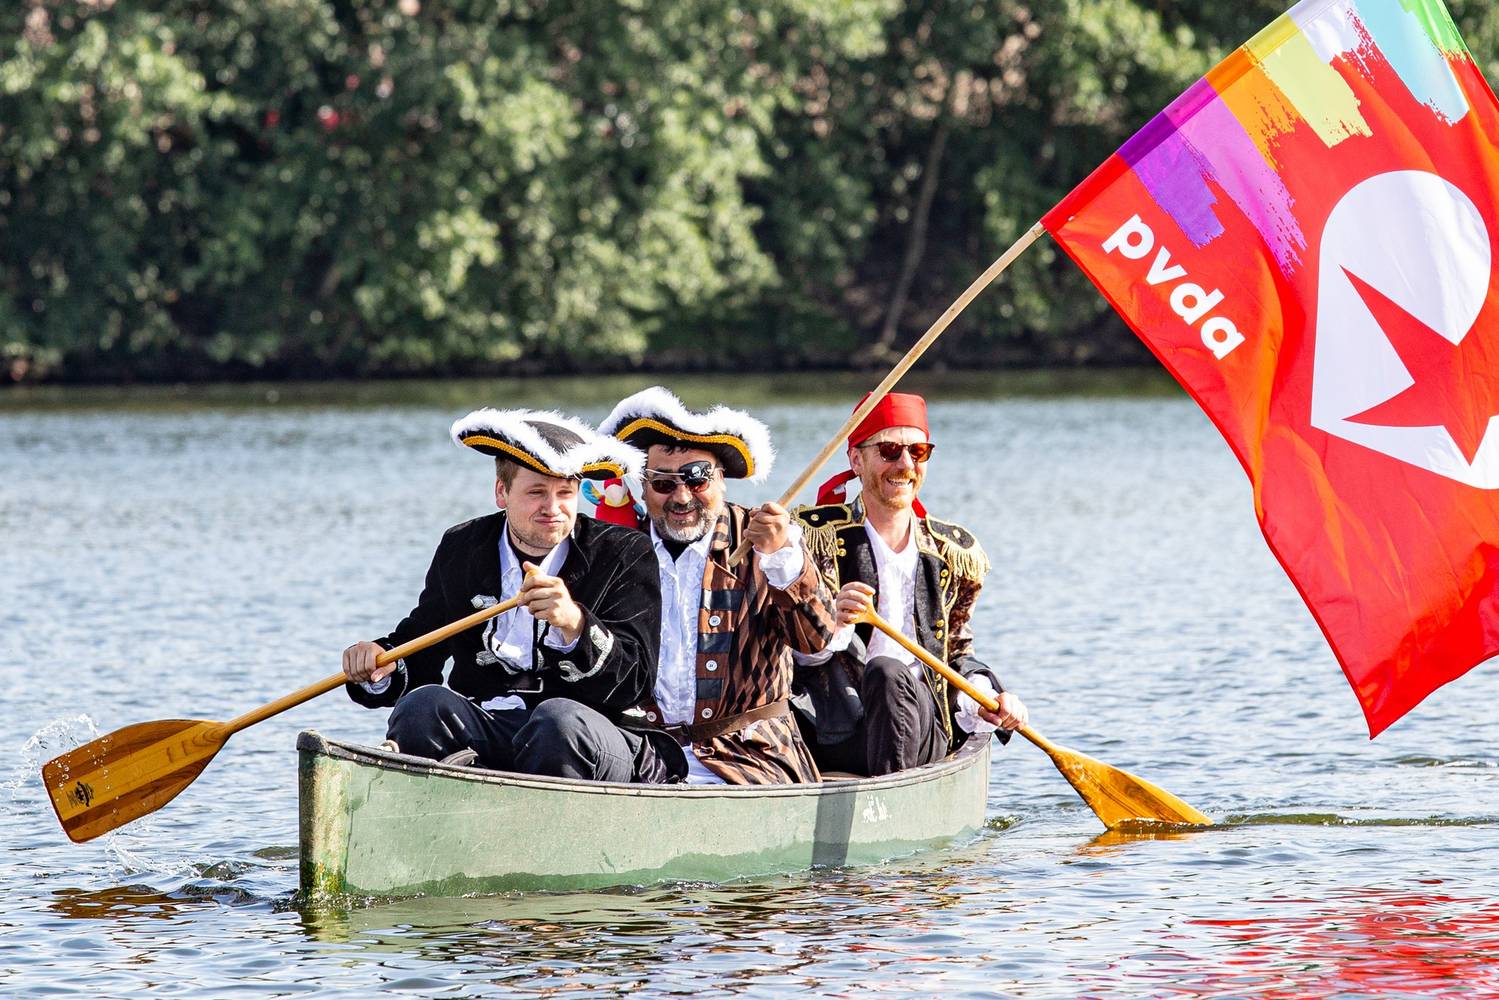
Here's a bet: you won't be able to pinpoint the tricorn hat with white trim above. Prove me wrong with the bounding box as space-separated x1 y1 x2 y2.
599 386 774 482
451 408 645 482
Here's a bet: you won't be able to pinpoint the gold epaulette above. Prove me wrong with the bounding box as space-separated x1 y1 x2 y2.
793 502 854 564
925 517 991 582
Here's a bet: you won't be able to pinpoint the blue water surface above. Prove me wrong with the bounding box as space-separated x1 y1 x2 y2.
3 374 1496 998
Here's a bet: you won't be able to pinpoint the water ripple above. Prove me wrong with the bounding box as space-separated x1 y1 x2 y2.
4 385 1498 998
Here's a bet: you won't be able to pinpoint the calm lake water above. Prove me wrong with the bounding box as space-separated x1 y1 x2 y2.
4 372 1497 997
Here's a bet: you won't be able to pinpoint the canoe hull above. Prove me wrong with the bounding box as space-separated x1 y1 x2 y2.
298 730 991 897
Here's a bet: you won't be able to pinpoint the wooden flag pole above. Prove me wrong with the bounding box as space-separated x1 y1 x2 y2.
729 220 1046 566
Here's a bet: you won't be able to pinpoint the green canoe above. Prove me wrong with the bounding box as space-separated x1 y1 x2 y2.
297 730 991 898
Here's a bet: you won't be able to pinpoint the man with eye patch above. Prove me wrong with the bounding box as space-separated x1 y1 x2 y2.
599 386 838 784
791 392 1030 777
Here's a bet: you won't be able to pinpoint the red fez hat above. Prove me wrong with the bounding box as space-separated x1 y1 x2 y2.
816 392 930 511
847 392 928 447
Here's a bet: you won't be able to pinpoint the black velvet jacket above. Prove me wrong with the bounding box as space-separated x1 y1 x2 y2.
345 511 661 713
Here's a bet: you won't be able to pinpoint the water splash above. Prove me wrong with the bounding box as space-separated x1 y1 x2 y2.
7 715 99 801
105 834 202 883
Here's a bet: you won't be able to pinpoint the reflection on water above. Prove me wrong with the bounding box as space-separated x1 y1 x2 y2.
50 886 219 922
1077 827 1201 856
4 375 1499 997
0 369 1183 413
1182 887 1499 996
294 862 1001 996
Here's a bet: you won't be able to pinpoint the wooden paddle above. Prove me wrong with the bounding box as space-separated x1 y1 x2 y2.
857 607 1212 829
727 220 1047 567
42 597 520 844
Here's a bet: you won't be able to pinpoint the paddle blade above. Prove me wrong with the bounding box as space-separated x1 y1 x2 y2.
1023 729 1212 829
42 719 228 843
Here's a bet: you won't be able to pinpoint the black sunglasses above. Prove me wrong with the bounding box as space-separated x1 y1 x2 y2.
858 441 934 463
645 460 721 495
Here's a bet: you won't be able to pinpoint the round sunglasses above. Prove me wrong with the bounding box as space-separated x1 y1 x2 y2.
857 441 935 463
644 460 721 495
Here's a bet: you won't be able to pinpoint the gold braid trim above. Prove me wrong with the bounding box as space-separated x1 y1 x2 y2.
793 503 853 572
802 521 844 566
926 518 991 583
938 538 991 584
926 671 954 745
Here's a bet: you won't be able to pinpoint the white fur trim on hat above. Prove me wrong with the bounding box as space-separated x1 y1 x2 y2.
451 408 645 481
598 385 775 482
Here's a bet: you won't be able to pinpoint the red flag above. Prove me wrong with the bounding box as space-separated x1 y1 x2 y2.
1043 0 1499 735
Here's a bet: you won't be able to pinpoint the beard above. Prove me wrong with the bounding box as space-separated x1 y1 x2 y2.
651 495 716 543
508 517 570 557
861 469 921 512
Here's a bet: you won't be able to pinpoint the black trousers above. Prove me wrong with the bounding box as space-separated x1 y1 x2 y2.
385 685 679 783
804 656 950 777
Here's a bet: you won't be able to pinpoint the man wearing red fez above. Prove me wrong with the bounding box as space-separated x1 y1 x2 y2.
792 392 1029 776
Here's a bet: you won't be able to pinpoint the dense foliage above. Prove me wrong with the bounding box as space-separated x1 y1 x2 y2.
3 0 1497 382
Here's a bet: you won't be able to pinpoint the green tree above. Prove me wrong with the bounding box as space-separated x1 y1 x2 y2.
2 1 1497 382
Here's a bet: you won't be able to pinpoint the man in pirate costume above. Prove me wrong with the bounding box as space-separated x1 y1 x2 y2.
598 387 839 784
791 392 1030 776
341 408 678 783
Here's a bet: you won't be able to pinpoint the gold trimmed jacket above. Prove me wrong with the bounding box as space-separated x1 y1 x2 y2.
792 497 1005 749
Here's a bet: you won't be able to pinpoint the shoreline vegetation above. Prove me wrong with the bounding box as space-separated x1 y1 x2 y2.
0 367 1185 411
6 2 1495 387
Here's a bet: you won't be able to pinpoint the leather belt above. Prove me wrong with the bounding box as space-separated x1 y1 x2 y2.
660 699 790 745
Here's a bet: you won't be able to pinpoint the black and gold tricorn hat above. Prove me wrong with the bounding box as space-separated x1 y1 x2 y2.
599 386 774 482
450 408 645 482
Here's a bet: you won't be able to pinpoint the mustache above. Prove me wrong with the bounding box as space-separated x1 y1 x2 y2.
666 498 706 515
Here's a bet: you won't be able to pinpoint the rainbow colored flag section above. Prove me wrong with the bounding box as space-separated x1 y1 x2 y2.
1044 0 1499 735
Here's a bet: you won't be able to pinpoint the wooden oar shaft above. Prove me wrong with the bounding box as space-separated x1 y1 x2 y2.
45 596 526 843
727 221 1046 566
859 607 1211 828
221 596 520 736
860 609 1074 754
857 607 1043 742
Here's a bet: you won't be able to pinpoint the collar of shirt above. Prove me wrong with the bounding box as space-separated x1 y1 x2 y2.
865 519 919 572
491 526 571 656
649 520 717 574
499 526 571 588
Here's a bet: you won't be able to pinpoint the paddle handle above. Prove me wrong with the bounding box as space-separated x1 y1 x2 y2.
220 596 521 736
726 220 1046 567
858 607 1039 745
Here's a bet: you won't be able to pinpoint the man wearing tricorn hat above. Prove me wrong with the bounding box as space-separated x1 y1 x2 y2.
340 408 679 783
599 387 838 784
792 392 1029 776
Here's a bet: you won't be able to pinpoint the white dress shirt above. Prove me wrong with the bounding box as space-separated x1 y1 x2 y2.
362 529 576 709
649 519 805 785
864 522 920 665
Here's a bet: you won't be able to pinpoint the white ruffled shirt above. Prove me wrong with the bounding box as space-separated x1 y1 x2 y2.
650 520 806 785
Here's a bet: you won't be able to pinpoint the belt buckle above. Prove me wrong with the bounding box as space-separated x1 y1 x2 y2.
507 673 545 696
